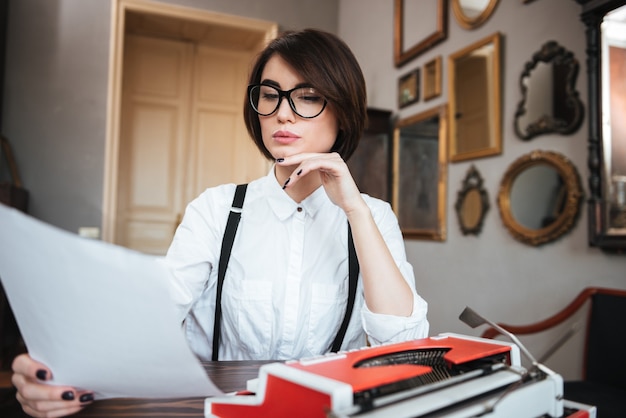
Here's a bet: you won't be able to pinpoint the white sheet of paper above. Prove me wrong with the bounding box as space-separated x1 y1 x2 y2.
0 203 222 399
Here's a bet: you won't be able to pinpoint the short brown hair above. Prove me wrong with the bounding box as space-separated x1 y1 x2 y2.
243 29 367 161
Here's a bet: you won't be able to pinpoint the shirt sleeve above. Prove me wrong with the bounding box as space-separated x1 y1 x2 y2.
164 184 234 324
358 197 430 344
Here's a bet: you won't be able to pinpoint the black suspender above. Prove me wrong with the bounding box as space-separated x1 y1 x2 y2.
331 223 359 353
212 184 247 361
211 183 360 361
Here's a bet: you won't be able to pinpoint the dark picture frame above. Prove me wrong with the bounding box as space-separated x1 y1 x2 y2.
423 56 442 101
393 105 448 240
347 108 393 202
398 69 420 109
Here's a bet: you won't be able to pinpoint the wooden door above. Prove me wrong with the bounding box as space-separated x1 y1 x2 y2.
186 45 268 202
116 35 192 254
116 35 268 255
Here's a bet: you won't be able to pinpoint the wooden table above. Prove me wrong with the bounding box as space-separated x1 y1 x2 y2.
2 360 596 417
74 361 270 417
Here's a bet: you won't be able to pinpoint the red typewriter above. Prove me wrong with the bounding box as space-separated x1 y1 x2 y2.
205 333 596 417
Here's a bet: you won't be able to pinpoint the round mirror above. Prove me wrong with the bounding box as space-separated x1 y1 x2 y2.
452 0 500 30
510 165 562 229
497 150 583 246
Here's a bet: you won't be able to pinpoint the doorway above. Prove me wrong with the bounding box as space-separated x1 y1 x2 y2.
102 0 277 254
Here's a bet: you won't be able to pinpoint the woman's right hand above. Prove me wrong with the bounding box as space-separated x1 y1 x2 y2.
11 354 94 417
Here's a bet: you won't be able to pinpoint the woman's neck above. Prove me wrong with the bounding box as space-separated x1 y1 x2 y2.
274 164 321 203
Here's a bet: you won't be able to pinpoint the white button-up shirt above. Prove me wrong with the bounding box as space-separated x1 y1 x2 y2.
165 171 429 361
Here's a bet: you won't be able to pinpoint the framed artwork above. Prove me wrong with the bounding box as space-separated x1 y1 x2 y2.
398 69 420 108
347 108 393 202
394 0 448 67
392 105 448 240
423 56 442 101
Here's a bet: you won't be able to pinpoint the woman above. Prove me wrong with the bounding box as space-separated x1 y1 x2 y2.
11 28 429 417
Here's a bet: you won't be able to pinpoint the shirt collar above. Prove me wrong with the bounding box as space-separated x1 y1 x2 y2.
263 167 329 221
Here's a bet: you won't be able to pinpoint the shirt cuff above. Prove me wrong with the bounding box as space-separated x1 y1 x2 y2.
362 293 429 343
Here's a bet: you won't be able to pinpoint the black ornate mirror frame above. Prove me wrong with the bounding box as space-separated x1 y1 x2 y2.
514 40 584 140
577 0 626 251
497 150 583 246
455 165 489 235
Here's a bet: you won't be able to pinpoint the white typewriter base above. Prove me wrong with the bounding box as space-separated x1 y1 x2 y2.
333 367 564 418
563 400 597 418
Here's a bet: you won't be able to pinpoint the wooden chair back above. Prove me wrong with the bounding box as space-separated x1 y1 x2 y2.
480 286 626 388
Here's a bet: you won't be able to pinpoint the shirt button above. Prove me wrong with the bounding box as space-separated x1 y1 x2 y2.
297 207 303 212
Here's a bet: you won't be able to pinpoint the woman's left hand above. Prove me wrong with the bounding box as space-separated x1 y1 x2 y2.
277 152 365 214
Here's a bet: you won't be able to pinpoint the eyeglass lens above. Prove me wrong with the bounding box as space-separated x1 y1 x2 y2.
249 85 326 118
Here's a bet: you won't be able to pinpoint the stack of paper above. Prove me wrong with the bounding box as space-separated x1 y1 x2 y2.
0 203 222 399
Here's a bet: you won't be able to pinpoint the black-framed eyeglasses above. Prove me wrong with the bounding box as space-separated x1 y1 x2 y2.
248 84 327 119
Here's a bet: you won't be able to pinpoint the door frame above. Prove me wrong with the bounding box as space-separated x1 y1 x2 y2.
101 0 277 243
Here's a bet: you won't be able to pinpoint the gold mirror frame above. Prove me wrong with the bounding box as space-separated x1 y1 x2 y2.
455 165 489 235
394 0 448 67
448 32 502 162
497 150 583 246
452 0 500 30
393 105 448 240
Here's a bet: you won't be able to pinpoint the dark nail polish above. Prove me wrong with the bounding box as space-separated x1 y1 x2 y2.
36 369 47 380
296 169 302 176
62 391 75 401
276 158 284 163
282 178 290 189
79 393 94 403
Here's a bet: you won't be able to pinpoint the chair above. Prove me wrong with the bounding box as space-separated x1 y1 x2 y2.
481 287 626 418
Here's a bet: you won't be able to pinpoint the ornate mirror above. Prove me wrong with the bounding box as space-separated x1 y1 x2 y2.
497 150 583 246
514 41 584 140
455 165 489 235
578 0 626 251
452 0 500 29
448 32 502 162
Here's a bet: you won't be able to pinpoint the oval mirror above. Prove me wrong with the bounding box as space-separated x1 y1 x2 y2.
514 41 584 140
497 150 583 246
455 165 489 235
452 0 500 30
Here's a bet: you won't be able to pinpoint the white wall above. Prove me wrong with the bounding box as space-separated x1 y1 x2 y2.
3 0 111 231
338 0 626 379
